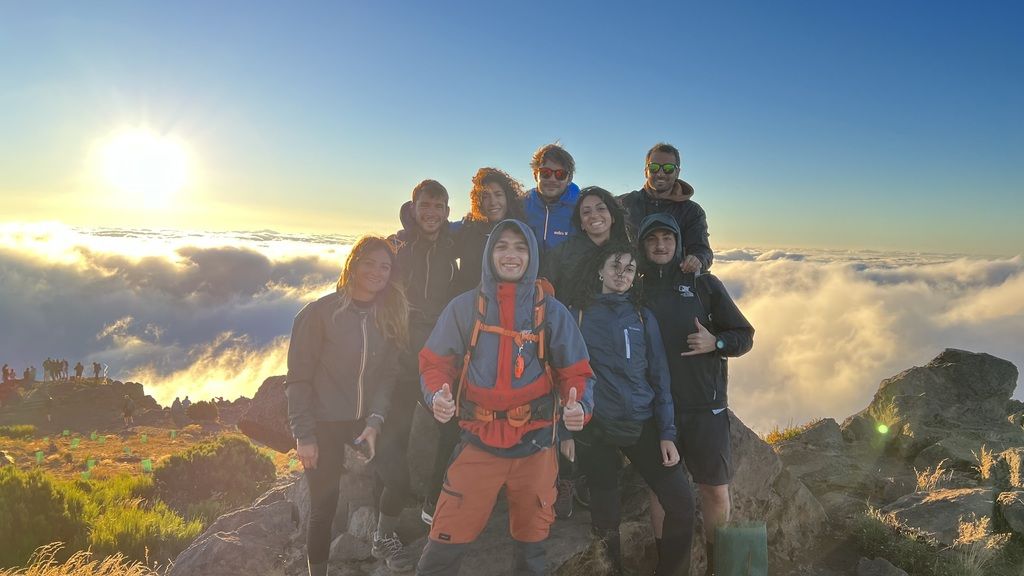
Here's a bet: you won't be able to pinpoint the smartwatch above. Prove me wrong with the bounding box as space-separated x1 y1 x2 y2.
715 338 726 351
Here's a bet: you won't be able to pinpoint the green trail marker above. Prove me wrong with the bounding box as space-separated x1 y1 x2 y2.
62 430 70 437
86 458 96 470
124 446 132 456
42 436 49 443
170 430 177 439
141 459 153 473
90 431 98 441
140 433 148 444
98 436 106 445
81 471 91 480
35 451 44 464
70 438 80 449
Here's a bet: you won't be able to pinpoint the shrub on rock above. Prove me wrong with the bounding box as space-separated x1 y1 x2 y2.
154 435 275 513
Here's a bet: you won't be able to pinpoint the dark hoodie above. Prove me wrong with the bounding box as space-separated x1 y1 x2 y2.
420 219 595 458
618 179 714 271
637 213 753 413
391 200 458 374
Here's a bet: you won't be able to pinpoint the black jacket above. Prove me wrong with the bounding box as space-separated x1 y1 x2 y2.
618 180 713 271
449 217 493 297
540 233 604 307
638 214 752 413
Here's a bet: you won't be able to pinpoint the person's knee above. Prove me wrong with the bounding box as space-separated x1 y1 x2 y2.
698 483 730 509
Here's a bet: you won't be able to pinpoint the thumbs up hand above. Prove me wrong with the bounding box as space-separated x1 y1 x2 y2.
562 387 585 432
432 383 456 423
681 317 716 357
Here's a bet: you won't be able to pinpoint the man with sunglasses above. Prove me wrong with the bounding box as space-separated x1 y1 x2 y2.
619 143 713 273
524 143 581 255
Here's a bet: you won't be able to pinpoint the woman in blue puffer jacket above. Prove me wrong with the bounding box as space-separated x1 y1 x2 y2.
570 242 696 576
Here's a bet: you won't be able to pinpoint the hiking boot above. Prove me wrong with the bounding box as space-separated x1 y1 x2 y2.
371 531 416 572
554 477 575 519
421 494 437 526
574 474 591 508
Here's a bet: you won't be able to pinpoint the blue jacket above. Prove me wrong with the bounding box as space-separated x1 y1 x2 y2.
573 293 676 440
524 182 581 255
420 219 595 457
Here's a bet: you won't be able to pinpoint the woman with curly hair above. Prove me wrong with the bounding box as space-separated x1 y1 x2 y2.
450 167 525 295
284 235 408 576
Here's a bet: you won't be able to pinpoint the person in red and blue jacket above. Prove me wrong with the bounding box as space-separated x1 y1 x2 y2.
416 219 595 576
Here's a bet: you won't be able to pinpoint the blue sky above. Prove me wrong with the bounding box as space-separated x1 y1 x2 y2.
1 0 1021 254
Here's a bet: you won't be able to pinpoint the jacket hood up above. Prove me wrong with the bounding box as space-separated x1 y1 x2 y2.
481 219 540 302
638 212 683 274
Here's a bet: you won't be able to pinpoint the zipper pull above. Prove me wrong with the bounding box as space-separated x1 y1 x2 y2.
515 344 525 378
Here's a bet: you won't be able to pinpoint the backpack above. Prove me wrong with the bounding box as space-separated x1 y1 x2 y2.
454 279 560 442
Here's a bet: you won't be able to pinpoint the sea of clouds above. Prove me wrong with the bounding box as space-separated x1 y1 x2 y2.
1 222 1020 433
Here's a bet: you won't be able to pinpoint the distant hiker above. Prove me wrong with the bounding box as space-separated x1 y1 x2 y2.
181 395 191 410
450 167 526 295
45 394 54 423
92 361 101 380
570 242 695 574
61 359 69 381
74 362 84 380
122 394 135 428
1 363 9 384
23 367 31 382
524 143 581 255
638 214 754 573
378 179 458 564
170 397 187 427
416 221 594 576
618 142 714 273
284 236 407 576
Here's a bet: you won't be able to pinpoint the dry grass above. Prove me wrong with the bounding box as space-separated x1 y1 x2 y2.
0 426 295 482
0 543 161 576
1004 449 1022 488
915 459 954 491
972 445 996 482
948 516 1010 576
762 418 824 445
868 397 900 429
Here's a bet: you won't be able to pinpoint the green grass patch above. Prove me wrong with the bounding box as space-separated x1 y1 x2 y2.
89 498 202 564
0 424 36 439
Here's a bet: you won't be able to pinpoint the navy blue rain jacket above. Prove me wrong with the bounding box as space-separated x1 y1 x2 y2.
573 293 676 440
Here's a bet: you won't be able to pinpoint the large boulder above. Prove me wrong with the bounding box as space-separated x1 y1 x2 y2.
997 490 1024 535
237 376 294 453
880 487 996 547
857 557 909 576
842 349 1023 469
168 499 299 576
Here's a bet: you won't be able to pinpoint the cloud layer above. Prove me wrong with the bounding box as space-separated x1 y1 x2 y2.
1 223 1020 433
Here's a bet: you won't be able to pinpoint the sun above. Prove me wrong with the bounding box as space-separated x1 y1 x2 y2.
100 129 190 207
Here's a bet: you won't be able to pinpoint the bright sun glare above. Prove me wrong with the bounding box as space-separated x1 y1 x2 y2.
100 129 189 207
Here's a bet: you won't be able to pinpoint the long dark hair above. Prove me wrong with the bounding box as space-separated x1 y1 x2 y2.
571 186 630 244
576 241 642 311
335 236 409 348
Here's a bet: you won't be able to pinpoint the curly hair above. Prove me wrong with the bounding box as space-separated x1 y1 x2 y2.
530 143 576 182
576 241 642 311
335 236 409 349
571 186 630 244
467 167 525 223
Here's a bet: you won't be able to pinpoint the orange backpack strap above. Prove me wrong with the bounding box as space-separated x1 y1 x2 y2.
455 290 487 419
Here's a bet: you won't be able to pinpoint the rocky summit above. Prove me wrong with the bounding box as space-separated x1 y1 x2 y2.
173 348 1021 575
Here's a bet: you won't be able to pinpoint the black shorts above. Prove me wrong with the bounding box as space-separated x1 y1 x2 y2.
676 409 732 486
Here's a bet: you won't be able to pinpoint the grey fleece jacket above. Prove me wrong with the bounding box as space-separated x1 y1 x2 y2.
285 292 400 445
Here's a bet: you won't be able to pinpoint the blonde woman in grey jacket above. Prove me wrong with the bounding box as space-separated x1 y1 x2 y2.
286 235 408 576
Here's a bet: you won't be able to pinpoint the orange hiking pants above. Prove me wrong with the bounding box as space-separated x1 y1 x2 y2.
429 442 558 544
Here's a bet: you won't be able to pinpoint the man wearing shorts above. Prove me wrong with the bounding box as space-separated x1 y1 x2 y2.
638 213 754 574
